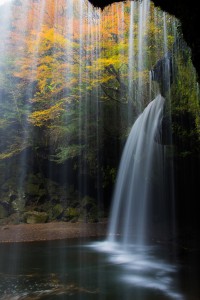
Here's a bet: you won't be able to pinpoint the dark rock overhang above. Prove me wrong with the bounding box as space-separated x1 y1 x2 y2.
89 0 200 81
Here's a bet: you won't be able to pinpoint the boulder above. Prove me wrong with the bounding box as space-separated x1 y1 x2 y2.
23 211 48 224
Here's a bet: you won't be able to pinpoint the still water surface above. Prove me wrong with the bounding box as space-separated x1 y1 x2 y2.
0 238 199 300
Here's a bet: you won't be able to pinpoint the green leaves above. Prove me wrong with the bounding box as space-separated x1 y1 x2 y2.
52 144 84 163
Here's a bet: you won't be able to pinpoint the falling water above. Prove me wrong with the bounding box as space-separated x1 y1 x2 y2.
108 94 166 246
107 0 174 248
98 3 185 299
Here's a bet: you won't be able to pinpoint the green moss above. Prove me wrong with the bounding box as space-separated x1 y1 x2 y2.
24 211 48 224
63 207 79 222
50 204 64 220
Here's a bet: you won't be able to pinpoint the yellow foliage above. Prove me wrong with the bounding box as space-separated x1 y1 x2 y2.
29 102 65 127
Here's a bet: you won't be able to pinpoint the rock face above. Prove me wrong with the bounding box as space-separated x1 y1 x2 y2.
89 0 200 81
0 166 101 225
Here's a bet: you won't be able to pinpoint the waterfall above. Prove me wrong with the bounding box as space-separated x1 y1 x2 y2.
108 94 166 247
105 0 178 250
94 95 184 299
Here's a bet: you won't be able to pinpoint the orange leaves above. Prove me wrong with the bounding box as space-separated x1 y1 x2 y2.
4 0 176 123
14 25 80 99
100 2 129 41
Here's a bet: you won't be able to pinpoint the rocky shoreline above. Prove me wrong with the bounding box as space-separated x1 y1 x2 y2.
0 220 108 243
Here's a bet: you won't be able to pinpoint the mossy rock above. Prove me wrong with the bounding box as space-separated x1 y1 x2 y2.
0 204 9 219
24 211 48 224
50 204 64 220
63 207 80 222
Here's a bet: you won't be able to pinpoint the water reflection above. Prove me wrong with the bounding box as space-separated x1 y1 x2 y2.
0 239 198 299
90 241 184 300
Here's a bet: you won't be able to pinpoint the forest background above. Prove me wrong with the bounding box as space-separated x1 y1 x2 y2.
0 0 199 226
